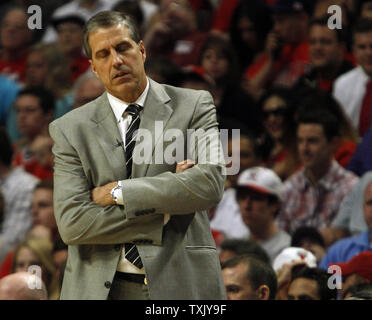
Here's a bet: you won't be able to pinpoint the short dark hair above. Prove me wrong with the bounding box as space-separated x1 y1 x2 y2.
309 16 346 43
222 255 278 299
291 267 337 300
295 90 341 141
83 11 141 59
344 282 372 300
0 127 13 166
35 179 54 192
353 17 372 36
291 226 325 248
220 239 270 264
17 86 55 115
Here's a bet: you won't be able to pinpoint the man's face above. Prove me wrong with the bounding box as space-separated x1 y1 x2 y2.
201 48 229 81
161 0 194 35
262 95 287 141
363 181 372 229
309 25 344 69
89 23 147 102
26 51 48 85
0 9 32 50
16 95 51 138
361 1 372 19
353 31 372 77
287 278 320 300
297 123 335 172
31 188 57 231
272 13 302 44
222 263 259 300
237 188 278 231
57 22 84 55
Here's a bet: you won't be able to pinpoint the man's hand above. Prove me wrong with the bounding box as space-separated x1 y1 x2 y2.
176 159 195 173
91 181 118 206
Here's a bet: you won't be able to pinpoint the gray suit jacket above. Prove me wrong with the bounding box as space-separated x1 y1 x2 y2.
49 79 226 300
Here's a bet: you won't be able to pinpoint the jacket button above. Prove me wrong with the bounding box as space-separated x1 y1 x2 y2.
114 245 121 251
104 281 111 289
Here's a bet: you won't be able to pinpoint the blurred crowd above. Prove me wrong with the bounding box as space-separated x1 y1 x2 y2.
0 0 372 300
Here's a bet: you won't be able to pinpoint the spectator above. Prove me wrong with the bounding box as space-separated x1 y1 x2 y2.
222 255 277 300
319 173 372 269
229 0 273 71
72 69 105 109
210 126 270 240
198 36 259 132
0 75 19 127
143 0 208 68
52 14 90 82
347 129 372 176
287 267 337 300
294 16 354 93
12 86 55 180
219 239 271 265
177 65 215 93
0 6 33 82
257 86 300 180
236 167 291 262
273 246 317 300
113 0 145 36
12 237 60 300
355 0 372 19
333 18 372 137
144 55 182 85
330 251 372 299
0 128 39 264
331 171 372 237
0 272 48 300
344 282 372 300
242 0 313 99
291 226 326 264
278 92 358 246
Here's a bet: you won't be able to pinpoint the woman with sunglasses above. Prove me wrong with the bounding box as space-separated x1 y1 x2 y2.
258 87 300 181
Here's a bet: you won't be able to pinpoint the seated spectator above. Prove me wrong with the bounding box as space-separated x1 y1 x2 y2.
344 282 372 300
0 6 33 83
293 16 354 93
228 0 273 71
0 75 19 127
6 43 74 142
52 14 90 82
287 267 337 300
177 65 215 93
333 18 372 137
273 246 317 300
242 0 312 99
144 55 182 85
319 175 372 269
12 86 55 180
0 272 48 300
143 0 208 68
197 36 259 133
210 125 270 239
257 87 300 180
11 237 60 300
236 167 291 262
331 171 372 237
278 92 358 246
72 69 105 109
219 239 271 265
222 255 277 300
330 251 372 299
0 128 39 264
355 0 372 20
291 226 326 264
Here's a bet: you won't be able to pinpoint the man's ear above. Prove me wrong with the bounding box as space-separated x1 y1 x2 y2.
89 60 99 79
256 285 270 300
139 40 146 63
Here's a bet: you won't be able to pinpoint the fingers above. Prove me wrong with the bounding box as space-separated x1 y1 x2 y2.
176 159 195 173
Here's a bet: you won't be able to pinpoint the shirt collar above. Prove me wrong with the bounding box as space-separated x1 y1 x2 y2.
107 78 149 123
301 161 339 191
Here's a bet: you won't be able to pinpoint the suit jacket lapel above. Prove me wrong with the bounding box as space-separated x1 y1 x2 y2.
133 79 172 177
91 93 128 180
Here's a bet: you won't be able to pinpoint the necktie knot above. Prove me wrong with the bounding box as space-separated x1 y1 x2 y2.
125 104 142 117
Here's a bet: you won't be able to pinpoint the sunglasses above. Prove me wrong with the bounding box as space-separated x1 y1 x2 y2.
262 107 288 119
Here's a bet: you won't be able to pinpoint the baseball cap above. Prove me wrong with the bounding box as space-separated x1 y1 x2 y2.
272 247 317 272
269 0 313 14
52 14 86 30
237 167 283 200
330 251 372 281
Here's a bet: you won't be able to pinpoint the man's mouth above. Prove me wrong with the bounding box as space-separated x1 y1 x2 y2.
113 71 128 79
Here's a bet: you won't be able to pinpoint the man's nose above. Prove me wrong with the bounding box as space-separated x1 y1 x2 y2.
112 50 124 67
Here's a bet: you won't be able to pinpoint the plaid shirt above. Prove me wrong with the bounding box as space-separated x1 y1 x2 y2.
0 167 39 263
278 161 358 234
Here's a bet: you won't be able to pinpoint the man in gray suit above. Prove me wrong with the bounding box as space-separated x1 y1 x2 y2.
49 11 226 300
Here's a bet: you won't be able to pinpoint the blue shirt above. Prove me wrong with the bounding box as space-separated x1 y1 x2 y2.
319 230 372 269
347 129 372 177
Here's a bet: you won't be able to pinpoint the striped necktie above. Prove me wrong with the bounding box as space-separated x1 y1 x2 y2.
124 103 143 269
